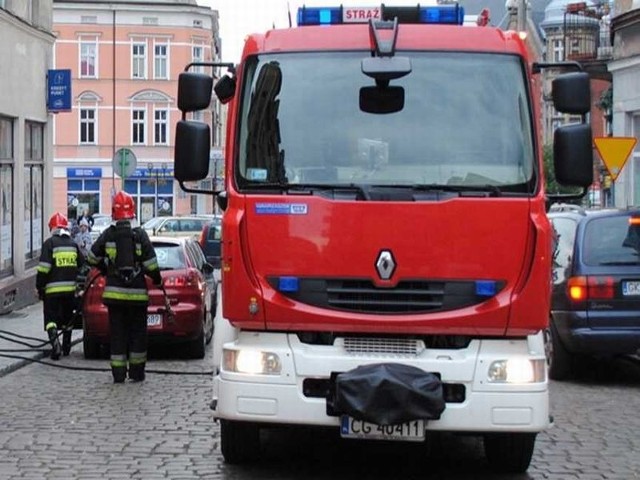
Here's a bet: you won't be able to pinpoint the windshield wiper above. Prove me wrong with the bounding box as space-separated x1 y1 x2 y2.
410 184 503 197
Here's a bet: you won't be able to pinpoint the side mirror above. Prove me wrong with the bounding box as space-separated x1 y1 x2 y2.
214 75 236 104
203 262 214 274
552 72 591 115
554 123 593 187
177 72 213 112
174 120 211 182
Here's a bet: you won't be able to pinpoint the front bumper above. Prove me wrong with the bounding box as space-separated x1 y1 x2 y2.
212 332 550 433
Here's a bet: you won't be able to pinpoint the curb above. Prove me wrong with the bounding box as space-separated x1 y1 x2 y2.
0 337 83 378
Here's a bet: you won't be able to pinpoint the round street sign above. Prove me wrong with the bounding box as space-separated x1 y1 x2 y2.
113 148 137 178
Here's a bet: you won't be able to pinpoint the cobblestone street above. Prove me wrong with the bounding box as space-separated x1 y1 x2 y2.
1 342 640 479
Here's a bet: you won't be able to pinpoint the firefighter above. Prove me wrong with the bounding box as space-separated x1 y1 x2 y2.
87 191 162 383
36 212 85 359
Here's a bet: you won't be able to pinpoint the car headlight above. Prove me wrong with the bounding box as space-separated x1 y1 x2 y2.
223 348 281 375
487 358 546 383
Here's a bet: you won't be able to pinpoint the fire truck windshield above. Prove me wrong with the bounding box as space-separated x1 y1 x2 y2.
236 51 536 195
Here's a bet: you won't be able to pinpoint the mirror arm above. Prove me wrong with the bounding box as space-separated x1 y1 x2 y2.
178 180 219 197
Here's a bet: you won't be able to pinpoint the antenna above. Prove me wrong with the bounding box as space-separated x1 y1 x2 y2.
287 1 292 27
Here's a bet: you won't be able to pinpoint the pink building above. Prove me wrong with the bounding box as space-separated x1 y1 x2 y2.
52 0 221 224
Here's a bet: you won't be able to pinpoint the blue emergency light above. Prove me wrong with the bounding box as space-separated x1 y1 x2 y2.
475 280 497 297
297 4 464 26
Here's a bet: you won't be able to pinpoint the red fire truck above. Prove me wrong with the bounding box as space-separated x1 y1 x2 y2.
173 4 593 473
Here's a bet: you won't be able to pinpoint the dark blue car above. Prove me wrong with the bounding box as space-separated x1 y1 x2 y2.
547 205 640 380
198 218 222 269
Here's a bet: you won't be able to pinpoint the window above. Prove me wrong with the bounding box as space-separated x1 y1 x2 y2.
192 45 204 73
24 121 44 265
80 108 96 144
132 109 145 144
154 43 168 79
132 42 147 79
0 116 13 277
80 39 97 78
552 39 564 62
154 109 168 145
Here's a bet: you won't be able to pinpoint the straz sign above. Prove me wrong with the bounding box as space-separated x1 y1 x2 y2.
343 7 381 23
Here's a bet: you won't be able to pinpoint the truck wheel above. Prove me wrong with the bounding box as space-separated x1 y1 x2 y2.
484 432 536 473
83 335 101 359
546 320 573 380
220 420 260 464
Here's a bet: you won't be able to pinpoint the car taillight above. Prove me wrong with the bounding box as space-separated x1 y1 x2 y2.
164 272 198 287
567 276 615 301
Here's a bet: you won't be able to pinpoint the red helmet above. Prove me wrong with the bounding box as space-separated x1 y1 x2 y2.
48 212 69 230
112 191 136 220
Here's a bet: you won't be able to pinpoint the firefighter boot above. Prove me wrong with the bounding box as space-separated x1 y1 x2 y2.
112 366 127 384
47 327 62 361
62 330 72 356
129 362 146 382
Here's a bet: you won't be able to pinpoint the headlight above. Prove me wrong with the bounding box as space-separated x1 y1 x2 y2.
487 358 546 383
223 348 281 375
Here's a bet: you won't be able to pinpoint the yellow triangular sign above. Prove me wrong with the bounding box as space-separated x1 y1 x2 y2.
594 137 637 181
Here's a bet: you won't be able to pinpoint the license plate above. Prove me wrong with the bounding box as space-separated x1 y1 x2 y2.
340 416 425 442
622 281 640 296
147 314 162 326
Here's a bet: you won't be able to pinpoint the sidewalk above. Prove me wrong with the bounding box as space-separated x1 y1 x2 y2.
0 301 82 377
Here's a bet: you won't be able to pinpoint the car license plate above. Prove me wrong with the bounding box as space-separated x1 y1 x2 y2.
340 416 425 442
147 314 162 326
622 281 640 296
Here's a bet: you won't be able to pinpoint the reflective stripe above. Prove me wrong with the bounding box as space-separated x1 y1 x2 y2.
105 242 117 261
143 257 159 271
45 322 57 330
37 261 52 273
110 359 127 367
52 245 78 254
45 285 76 294
129 351 146 364
103 286 149 302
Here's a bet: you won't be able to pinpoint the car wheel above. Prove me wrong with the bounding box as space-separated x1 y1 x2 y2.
484 432 536 473
220 420 260 464
188 330 206 359
546 319 573 381
83 335 101 359
205 307 214 345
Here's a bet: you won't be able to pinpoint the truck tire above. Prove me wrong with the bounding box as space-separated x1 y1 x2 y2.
220 420 260 464
83 335 101 359
484 432 536 473
546 320 573 380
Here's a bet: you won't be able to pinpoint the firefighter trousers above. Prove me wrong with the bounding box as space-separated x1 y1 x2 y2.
107 304 147 382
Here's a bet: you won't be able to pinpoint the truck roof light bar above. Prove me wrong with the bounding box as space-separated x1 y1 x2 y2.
297 4 465 26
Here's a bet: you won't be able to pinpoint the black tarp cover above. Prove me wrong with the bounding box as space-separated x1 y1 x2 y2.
333 363 446 426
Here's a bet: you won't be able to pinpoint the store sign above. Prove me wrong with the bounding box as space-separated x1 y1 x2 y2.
47 69 72 112
67 168 102 178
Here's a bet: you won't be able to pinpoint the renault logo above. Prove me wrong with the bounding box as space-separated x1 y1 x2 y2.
375 250 396 280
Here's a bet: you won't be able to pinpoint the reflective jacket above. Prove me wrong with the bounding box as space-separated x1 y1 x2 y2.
36 229 85 297
87 221 161 306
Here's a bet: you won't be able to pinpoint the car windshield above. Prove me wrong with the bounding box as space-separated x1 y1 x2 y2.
153 243 187 270
93 216 112 226
142 217 164 229
583 214 640 265
236 51 535 193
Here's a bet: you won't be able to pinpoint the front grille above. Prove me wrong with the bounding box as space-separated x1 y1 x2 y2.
267 277 502 314
343 337 424 357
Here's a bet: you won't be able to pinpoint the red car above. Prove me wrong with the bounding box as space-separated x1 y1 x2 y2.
81 236 216 359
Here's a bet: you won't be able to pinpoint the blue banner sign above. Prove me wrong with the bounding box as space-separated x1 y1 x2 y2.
67 167 102 178
47 69 72 112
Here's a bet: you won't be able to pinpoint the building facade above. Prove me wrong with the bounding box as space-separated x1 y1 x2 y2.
52 0 221 225
0 0 55 313
609 0 640 207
